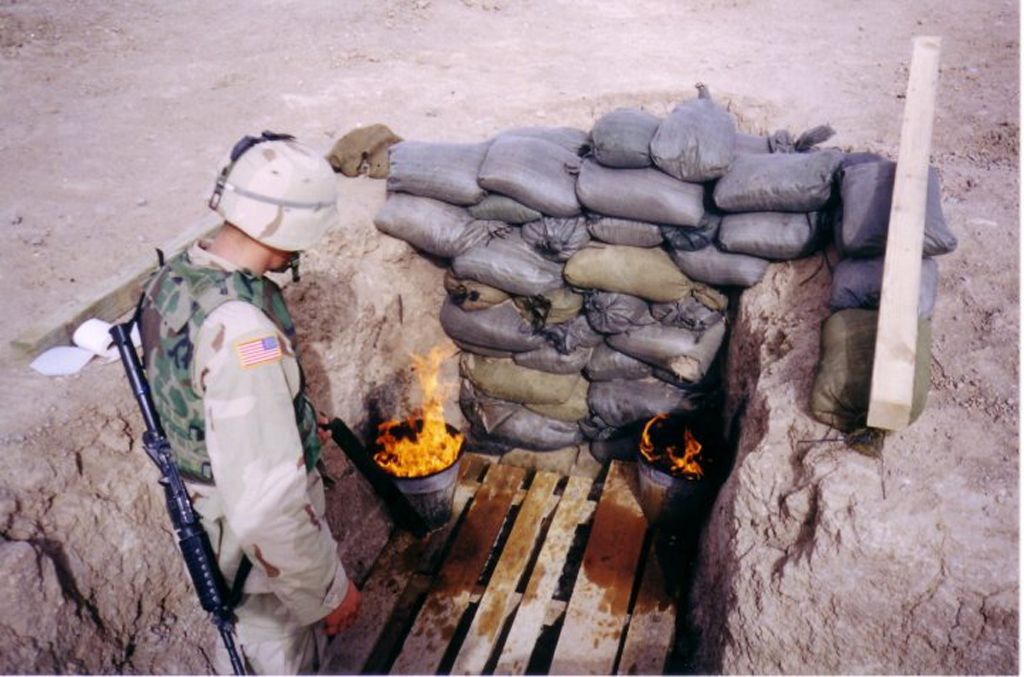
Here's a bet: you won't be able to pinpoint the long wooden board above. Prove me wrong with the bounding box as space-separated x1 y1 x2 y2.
450 471 561 675
11 212 222 358
389 463 525 675
548 462 647 675
617 537 676 675
493 475 595 675
867 35 942 430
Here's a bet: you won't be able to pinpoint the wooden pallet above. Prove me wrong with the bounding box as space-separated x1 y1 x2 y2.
323 454 678 675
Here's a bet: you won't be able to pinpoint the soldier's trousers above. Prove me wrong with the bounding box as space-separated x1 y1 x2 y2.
213 624 327 675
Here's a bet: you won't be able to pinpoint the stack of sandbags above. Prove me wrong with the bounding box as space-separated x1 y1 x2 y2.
372 85 856 454
811 158 957 432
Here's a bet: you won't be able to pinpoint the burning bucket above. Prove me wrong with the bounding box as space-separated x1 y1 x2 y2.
375 419 464 531
636 414 716 528
373 348 465 532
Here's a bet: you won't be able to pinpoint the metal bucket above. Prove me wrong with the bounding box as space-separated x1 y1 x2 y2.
636 455 714 528
376 421 464 532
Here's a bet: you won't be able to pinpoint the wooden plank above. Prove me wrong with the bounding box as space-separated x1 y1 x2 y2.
390 463 526 675
451 471 561 675
549 461 648 675
494 475 595 676
321 455 485 673
867 35 942 431
617 537 677 675
11 213 223 359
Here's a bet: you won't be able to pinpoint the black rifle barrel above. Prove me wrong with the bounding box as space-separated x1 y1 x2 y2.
110 322 246 676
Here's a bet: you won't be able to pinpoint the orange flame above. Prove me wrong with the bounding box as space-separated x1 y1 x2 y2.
374 347 464 478
639 414 705 479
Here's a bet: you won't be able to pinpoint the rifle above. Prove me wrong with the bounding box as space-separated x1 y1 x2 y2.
109 322 247 676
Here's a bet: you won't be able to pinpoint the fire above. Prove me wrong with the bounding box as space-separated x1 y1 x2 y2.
639 414 705 479
374 347 464 478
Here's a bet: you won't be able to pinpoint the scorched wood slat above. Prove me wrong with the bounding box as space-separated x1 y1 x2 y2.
389 462 525 675
494 475 595 675
321 453 487 674
549 461 647 675
616 536 676 675
450 470 561 675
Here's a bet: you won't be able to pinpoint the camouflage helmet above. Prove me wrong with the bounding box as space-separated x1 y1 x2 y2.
209 132 338 251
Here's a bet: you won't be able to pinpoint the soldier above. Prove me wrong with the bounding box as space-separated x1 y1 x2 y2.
138 132 360 674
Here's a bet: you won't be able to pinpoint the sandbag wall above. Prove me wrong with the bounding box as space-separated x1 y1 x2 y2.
372 85 955 456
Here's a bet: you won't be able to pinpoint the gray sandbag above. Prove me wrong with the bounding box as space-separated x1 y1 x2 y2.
564 245 694 302
478 136 583 217
373 194 495 258
836 160 956 257
588 378 703 428
452 339 515 359
440 298 544 353
810 309 931 433
735 132 770 155
540 315 604 355
768 125 835 153
830 257 939 319
526 376 590 422
590 108 661 168
501 126 591 156
735 126 836 156
587 216 664 247
717 211 821 260
460 381 582 451
576 159 704 227
590 434 642 463
513 343 593 375
668 244 770 288
713 150 842 212
461 353 584 405
650 296 725 333
468 194 542 224
660 211 722 252
522 217 591 262
650 84 736 182
452 228 565 296
444 271 510 311
514 287 585 328
583 292 655 334
585 343 653 381
840 152 887 168
386 140 488 205
579 413 614 441
607 319 727 383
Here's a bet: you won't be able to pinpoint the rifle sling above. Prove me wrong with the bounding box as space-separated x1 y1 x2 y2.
227 556 252 610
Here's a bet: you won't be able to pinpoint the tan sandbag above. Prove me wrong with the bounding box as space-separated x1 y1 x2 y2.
526 376 590 422
564 245 693 302
326 124 402 178
691 282 729 311
460 353 582 405
444 271 510 311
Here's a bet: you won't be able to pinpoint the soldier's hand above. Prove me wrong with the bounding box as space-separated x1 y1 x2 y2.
317 413 331 446
323 582 361 636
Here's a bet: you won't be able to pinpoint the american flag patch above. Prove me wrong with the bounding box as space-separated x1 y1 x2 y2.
235 335 283 368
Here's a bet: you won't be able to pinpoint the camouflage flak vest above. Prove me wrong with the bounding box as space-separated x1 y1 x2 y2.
139 250 321 485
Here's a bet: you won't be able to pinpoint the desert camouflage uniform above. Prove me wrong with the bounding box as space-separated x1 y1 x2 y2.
140 240 348 674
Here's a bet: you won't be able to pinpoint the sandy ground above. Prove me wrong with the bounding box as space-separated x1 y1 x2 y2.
0 0 1018 672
